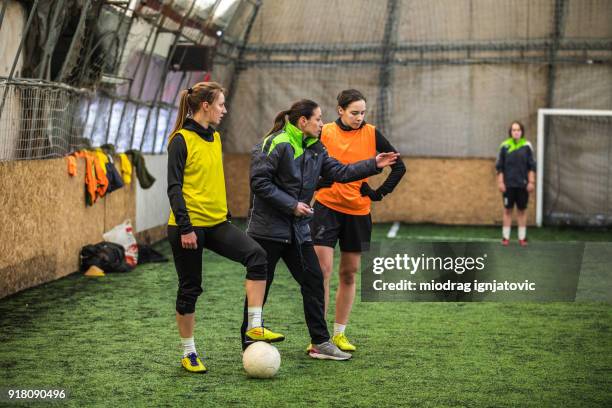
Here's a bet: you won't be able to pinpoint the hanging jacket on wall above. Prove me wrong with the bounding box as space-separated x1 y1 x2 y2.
105 155 125 193
93 146 124 193
92 152 109 198
94 148 124 192
125 149 155 189
118 153 132 185
73 151 108 205
100 144 117 156
94 149 109 174
73 151 97 204
66 155 77 176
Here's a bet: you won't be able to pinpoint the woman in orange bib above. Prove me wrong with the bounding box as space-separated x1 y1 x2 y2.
311 89 406 352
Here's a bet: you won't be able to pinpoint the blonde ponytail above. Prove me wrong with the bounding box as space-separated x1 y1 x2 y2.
167 82 225 148
168 89 190 146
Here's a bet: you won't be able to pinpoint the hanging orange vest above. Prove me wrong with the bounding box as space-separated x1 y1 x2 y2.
73 151 109 205
315 122 377 215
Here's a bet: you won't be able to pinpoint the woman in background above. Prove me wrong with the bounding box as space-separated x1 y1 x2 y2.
495 120 536 246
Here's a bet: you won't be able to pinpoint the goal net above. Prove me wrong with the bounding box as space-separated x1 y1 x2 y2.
537 109 612 227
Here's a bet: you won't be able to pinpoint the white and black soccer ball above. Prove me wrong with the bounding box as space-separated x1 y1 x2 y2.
242 341 281 378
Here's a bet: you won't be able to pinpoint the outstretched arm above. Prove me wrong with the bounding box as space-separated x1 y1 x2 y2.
321 150 399 183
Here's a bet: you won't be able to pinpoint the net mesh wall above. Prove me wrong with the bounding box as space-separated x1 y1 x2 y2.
0 80 91 160
221 0 612 160
544 114 612 227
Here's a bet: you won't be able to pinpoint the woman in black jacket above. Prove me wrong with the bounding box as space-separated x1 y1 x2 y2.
495 121 536 246
241 99 399 360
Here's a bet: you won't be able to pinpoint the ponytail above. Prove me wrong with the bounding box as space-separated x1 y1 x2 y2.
167 82 225 148
267 109 290 136
168 90 190 145
266 99 319 137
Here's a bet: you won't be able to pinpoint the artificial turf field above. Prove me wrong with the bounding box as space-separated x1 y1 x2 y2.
0 223 611 407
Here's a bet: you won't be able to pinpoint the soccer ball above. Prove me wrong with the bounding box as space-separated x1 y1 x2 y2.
242 341 281 378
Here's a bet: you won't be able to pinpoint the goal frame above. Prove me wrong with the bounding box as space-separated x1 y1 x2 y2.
536 108 612 227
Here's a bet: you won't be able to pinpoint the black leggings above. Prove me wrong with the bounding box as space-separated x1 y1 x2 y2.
240 237 330 345
168 222 267 315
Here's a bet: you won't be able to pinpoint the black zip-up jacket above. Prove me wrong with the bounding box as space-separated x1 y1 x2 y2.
246 122 381 244
495 137 536 188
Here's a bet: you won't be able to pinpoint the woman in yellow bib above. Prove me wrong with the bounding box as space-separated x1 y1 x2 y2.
312 89 406 352
166 82 283 373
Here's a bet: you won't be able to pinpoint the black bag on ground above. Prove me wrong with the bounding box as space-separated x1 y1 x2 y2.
80 241 133 273
137 244 168 264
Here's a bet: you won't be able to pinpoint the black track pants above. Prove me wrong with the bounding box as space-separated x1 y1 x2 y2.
168 221 267 315
240 236 330 346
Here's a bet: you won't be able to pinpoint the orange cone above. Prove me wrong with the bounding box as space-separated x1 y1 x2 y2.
84 265 105 277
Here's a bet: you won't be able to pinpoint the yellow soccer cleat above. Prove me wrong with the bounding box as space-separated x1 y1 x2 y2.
306 343 313 354
332 333 357 352
245 326 285 343
181 352 207 373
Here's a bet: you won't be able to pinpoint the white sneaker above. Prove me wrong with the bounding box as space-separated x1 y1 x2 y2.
308 341 352 360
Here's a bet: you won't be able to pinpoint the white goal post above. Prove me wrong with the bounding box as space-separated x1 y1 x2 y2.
536 108 612 227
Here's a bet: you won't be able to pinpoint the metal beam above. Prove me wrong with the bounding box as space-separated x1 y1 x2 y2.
155 0 223 152
132 11 202 45
223 0 262 126
546 0 566 108
58 0 92 81
132 1 222 43
377 0 399 135
239 39 612 56
128 2 174 149
105 6 134 144
0 0 8 32
36 0 67 79
112 2 136 75
135 16 167 100
114 9 164 148
540 0 567 222
139 0 198 151
238 55 611 67
6 0 40 80
0 0 40 121
155 0 214 153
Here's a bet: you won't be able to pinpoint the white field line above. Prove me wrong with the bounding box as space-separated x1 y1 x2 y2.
387 221 400 238
394 235 499 242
